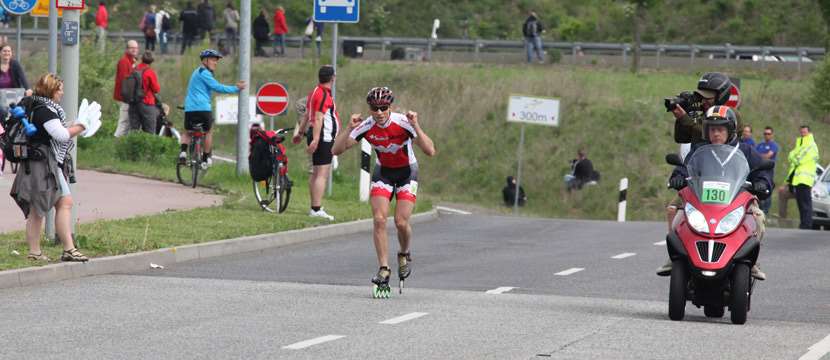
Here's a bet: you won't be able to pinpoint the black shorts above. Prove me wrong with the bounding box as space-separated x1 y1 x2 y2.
306 134 333 166
184 111 213 131
371 164 419 202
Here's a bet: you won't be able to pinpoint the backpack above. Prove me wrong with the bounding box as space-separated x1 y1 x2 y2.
161 14 171 32
120 68 148 104
0 99 45 164
248 128 288 182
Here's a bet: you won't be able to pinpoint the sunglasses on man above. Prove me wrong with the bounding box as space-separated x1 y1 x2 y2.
370 105 389 112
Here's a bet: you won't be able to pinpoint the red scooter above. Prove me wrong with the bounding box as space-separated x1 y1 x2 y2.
665 144 772 324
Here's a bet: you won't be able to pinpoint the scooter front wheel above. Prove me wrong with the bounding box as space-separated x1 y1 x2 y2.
668 260 688 321
730 263 750 325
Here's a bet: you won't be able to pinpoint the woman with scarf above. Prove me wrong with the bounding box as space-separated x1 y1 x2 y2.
10 73 89 262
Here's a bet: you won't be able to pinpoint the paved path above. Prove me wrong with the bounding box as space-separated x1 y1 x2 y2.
0 170 222 233
1 213 828 359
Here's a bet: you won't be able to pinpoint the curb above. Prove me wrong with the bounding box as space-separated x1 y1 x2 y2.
0 209 440 290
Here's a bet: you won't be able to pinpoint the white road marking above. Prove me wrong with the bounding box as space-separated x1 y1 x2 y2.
212 155 237 163
800 334 830 360
654 241 666 246
611 252 636 259
282 335 345 350
485 287 516 294
379 312 429 325
435 206 472 215
555 268 584 276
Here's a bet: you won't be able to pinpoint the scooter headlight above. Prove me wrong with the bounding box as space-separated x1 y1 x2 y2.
684 203 709 234
714 206 745 235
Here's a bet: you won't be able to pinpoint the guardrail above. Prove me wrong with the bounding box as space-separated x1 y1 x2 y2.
1 28 823 64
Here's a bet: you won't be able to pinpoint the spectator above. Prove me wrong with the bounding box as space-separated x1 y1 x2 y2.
778 125 820 229
502 176 526 207
756 126 779 214
156 8 171 55
253 9 271 57
522 10 545 64
740 125 755 146
314 20 324 58
128 51 161 134
291 65 340 221
180 2 199 54
10 73 91 263
141 5 157 51
95 1 108 52
113 40 139 137
272 6 288 57
223 2 239 55
197 0 216 41
0 44 32 96
565 148 598 191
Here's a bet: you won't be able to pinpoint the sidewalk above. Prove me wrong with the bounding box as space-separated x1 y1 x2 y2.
0 169 222 234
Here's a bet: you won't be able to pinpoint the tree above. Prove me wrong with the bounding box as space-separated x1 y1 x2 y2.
624 0 656 74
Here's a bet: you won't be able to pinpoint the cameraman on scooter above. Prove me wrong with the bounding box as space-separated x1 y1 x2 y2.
659 106 770 280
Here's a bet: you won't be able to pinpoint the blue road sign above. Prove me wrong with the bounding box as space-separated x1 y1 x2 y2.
0 0 36 15
313 0 359 23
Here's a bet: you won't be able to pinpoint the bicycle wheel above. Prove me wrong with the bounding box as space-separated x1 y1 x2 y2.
176 145 194 187
277 166 292 213
253 175 278 212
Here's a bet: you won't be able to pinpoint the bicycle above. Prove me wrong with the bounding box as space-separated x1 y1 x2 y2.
176 123 208 188
251 126 293 213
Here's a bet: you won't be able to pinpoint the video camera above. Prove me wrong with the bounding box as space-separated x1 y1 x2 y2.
664 91 703 113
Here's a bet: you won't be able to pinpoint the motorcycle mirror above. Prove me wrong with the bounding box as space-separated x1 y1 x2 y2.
665 153 683 166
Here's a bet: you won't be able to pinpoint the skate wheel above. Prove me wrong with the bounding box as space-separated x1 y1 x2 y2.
372 284 391 299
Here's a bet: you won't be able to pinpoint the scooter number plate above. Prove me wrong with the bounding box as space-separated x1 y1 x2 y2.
701 181 730 204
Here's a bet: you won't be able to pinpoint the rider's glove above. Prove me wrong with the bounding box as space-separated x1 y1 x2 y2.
752 181 769 196
668 175 687 190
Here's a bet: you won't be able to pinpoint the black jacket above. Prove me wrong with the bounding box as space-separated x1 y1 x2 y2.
522 15 543 37
180 8 199 36
253 14 270 41
502 176 526 206
197 2 215 31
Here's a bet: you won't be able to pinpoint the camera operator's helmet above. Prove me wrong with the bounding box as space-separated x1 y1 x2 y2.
703 105 738 143
696 72 732 105
366 87 394 107
199 49 223 60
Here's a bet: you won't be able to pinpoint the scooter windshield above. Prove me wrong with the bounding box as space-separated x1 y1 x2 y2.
685 144 750 205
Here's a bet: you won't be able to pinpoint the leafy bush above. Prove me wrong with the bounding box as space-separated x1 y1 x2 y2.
808 57 830 122
114 132 178 163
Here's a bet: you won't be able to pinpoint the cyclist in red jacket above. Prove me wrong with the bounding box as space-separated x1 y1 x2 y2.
333 87 436 298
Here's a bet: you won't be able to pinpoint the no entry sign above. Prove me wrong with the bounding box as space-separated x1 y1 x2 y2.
256 82 289 116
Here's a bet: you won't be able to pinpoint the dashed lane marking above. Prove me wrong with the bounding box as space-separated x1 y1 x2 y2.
799 333 830 360
554 268 584 276
654 241 666 246
282 335 345 350
611 253 637 259
379 312 429 325
435 206 472 215
486 287 516 294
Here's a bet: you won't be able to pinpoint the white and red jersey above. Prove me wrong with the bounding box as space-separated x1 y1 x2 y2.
306 84 340 142
350 112 418 168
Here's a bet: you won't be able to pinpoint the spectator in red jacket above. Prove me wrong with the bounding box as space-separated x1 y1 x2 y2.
113 40 139 137
95 2 108 52
272 6 288 57
128 51 161 134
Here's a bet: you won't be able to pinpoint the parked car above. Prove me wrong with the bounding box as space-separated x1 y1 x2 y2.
734 54 779 62
811 163 830 230
776 55 813 63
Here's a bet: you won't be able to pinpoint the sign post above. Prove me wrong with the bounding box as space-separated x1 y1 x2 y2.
314 0 359 197
506 95 560 214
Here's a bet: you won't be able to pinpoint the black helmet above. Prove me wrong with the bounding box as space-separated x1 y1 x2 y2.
696 72 731 106
703 105 737 143
366 87 394 107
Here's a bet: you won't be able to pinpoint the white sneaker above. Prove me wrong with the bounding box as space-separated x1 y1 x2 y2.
309 208 335 221
179 151 187 159
206 157 213 167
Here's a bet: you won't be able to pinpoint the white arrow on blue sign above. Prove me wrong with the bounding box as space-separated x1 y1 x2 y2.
1 0 37 15
313 0 359 23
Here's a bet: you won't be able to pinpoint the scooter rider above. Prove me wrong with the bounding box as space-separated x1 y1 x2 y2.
666 72 742 231
660 105 771 280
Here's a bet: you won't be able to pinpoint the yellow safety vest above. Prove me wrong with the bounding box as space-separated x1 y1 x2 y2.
787 133 820 187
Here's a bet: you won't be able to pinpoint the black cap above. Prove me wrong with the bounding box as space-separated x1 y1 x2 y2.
318 65 335 78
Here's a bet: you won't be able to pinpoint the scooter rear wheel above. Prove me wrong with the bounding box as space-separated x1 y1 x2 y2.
730 263 750 325
668 260 688 321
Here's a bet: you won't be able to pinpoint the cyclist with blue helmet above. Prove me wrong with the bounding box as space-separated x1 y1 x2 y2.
179 49 246 166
